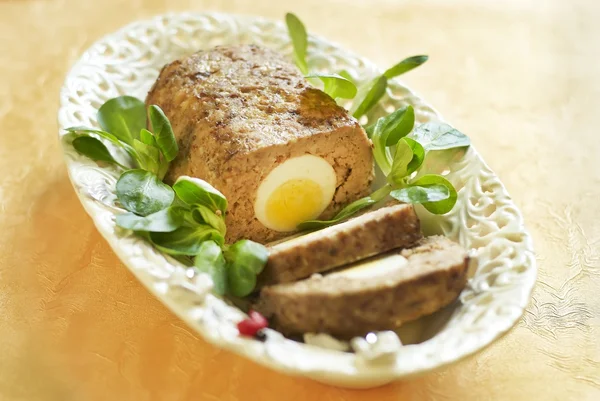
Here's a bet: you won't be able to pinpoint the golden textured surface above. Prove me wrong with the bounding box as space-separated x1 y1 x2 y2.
1 0 599 399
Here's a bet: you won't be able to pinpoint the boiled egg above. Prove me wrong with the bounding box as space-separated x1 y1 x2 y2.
254 154 336 232
327 253 408 279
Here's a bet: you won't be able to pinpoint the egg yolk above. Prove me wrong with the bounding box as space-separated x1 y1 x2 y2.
265 179 324 231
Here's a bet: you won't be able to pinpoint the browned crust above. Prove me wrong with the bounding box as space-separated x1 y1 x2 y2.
145 44 374 243
255 236 469 339
258 204 422 287
146 45 357 170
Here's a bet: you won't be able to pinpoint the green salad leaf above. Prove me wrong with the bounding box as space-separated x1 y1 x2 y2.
66 126 124 147
226 262 256 298
133 138 160 175
383 55 429 79
194 241 227 295
115 206 184 232
352 75 387 119
285 13 309 75
72 136 125 168
297 197 376 231
225 240 269 297
173 176 228 214
116 169 174 216
366 105 415 145
352 56 427 119
157 160 169 182
388 137 425 185
388 138 414 184
148 105 178 162
410 121 471 151
368 107 418 177
192 204 227 235
306 73 357 99
136 128 170 179
337 69 355 84
370 117 394 175
65 127 139 166
402 174 457 214
404 137 426 176
150 226 224 255
226 240 269 275
69 99 176 179
140 128 158 147
390 183 449 204
97 96 146 145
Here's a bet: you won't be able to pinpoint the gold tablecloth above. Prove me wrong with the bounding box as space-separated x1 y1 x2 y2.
1 0 598 399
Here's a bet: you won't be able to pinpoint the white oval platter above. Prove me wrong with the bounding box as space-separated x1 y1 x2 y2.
57 12 536 388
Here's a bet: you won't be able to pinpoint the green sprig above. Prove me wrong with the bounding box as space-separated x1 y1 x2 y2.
286 13 358 101
65 96 268 298
353 56 428 119
299 115 470 230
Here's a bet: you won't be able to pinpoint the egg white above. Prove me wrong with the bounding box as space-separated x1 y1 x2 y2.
327 254 408 279
254 154 337 232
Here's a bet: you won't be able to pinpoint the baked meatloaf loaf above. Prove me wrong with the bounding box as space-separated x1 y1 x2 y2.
259 203 422 286
254 236 469 338
146 44 374 243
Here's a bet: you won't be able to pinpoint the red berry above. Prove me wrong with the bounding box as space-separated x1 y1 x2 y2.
237 310 268 337
237 319 259 336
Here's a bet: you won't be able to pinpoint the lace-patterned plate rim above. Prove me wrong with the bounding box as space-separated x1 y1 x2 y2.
57 12 537 388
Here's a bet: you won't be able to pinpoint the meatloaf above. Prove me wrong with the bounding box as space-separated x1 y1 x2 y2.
258 203 422 287
146 44 374 243
255 236 469 338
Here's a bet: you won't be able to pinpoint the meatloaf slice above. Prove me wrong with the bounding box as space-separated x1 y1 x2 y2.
255 236 469 338
146 44 374 243
258 203 421 287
